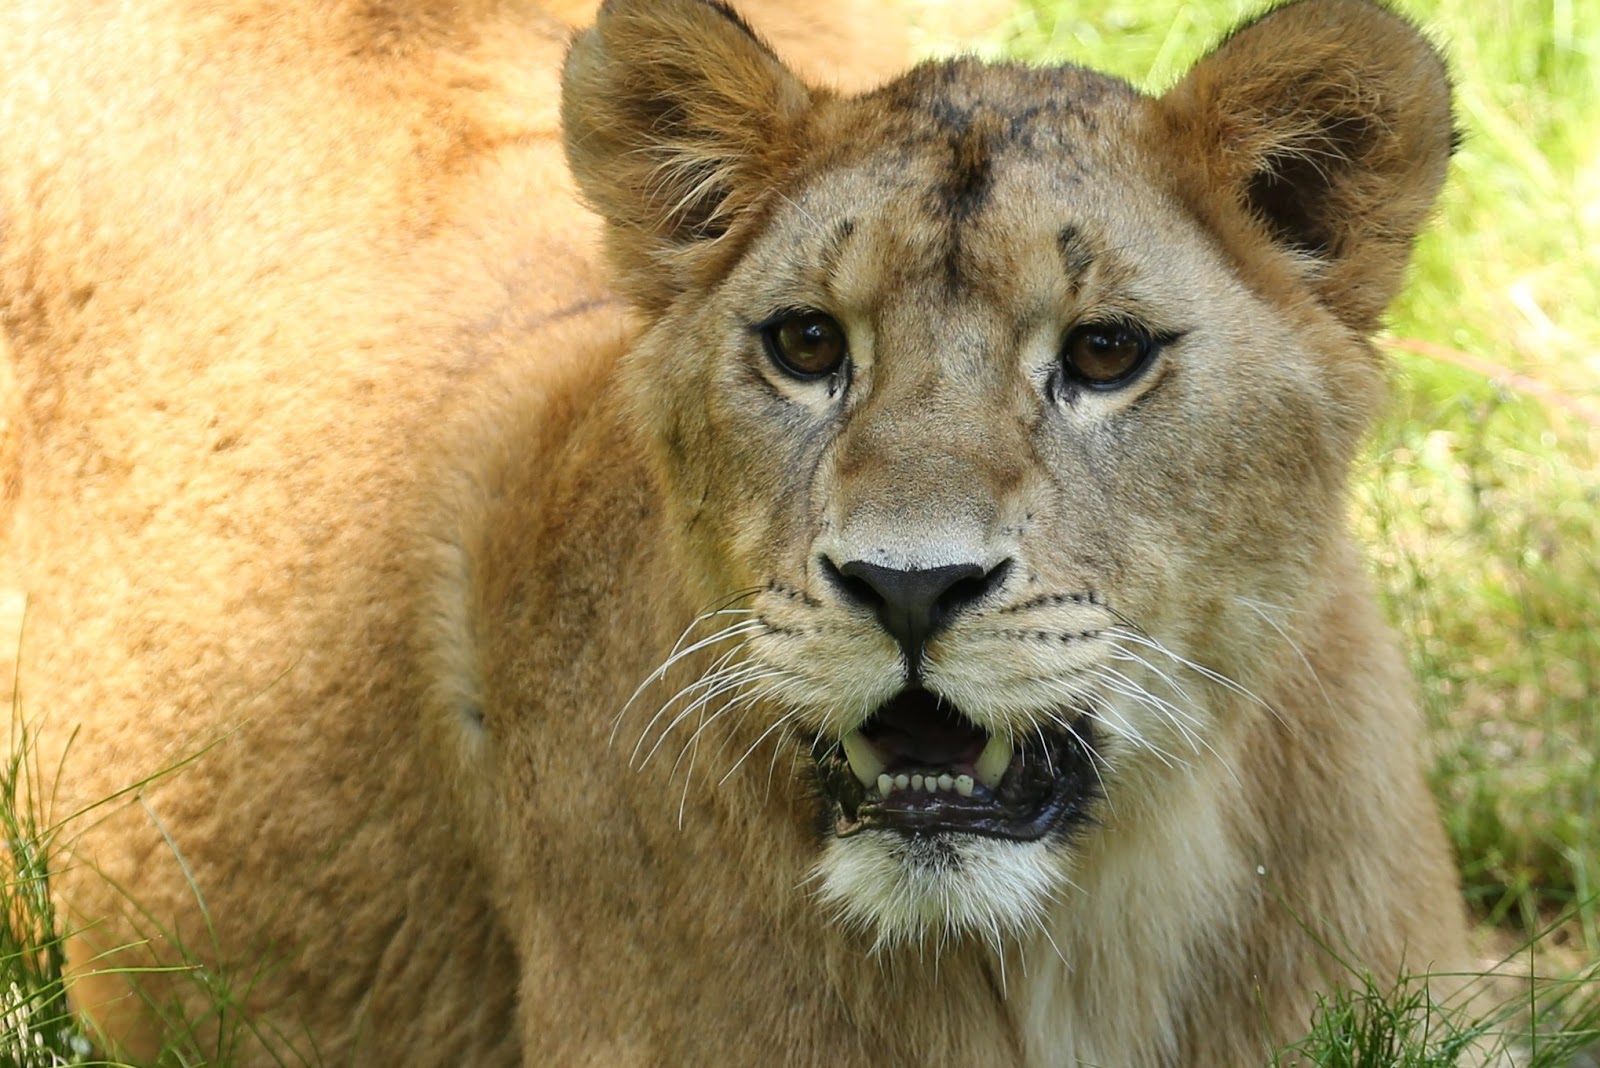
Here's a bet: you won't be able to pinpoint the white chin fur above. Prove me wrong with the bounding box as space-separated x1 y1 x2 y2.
814 830 1063 949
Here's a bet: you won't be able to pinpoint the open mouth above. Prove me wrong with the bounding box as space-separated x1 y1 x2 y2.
814 688 1100 841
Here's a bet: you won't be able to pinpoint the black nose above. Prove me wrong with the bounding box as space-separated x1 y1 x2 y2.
826 557 1010 674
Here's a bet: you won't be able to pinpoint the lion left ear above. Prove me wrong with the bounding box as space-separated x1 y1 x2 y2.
562 0 814 315
1158 0 1454 333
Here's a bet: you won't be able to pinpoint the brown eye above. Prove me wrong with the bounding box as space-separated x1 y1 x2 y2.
763 312 848 380
1061 322 1155 387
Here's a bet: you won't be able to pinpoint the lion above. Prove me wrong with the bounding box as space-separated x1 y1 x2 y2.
0 0 1471 1063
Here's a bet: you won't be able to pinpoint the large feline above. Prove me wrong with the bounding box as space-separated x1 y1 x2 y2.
1 0 1470 1063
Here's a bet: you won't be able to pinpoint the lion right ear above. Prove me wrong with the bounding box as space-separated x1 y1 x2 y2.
1157 0 1454 334
562 0 814 314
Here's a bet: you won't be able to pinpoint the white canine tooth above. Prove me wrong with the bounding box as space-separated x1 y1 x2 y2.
894 774 909 790
955 774 974 798
911 774 923 791
974 734 1013 790
937 774 954 792
877 774 893 797
842 730 886 788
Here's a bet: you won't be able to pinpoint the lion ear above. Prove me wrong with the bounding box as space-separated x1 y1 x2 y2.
1158 0 1454 333
562 0 813 314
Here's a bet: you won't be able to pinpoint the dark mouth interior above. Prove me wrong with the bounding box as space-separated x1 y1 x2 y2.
814 687 1099 842
862 689 988 767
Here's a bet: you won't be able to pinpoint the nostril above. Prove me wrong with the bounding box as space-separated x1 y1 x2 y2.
936 558 1012 619
822 556 883 610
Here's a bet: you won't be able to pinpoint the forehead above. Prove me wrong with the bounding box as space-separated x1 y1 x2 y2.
758 59 1201 313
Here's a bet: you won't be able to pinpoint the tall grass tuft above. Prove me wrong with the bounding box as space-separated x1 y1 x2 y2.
2 725 100 1067
1274 964 1600 1067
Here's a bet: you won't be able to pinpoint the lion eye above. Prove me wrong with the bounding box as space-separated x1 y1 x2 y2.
1061 322 1155 387
763 312 848 380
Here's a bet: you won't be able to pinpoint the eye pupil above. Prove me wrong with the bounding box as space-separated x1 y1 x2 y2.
1062 322 1154 386
767 312 848 379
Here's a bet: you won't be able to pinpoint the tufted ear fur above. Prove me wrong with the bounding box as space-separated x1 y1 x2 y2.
1159 0 1454 333
562 0 814 314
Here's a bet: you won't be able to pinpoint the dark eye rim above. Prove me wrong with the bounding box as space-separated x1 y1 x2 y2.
755 309 850 382
1057 319 1179 392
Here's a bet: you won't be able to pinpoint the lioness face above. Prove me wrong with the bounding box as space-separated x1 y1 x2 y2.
566 0 1450 946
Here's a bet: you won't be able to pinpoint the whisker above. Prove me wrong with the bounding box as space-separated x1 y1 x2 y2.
1039 685 1184 770
1087 667 1208 754
1089 668 1239 786
628 641 754 766
611 617 765 746
1037 707 1116 811
636 661 776 769
676 686 772 777
1236 597 1329 718
1093 663 1207 733
719 706 805 786
1103 645 1197 707
1105 627 1280 720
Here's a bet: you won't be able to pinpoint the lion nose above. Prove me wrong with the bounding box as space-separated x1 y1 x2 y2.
826 558 1010 674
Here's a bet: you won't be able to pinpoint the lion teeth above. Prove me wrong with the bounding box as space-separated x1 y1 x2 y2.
974 735 1013 789
841 730 885 787
871 770 977 798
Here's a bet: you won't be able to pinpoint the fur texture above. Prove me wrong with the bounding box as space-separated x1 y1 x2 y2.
2 0 1468 1064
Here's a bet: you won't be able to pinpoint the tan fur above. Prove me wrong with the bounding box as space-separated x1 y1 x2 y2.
2 0 1471 1064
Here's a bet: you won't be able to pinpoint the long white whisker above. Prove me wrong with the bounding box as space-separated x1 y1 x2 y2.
719 707 805 786
677 685 773 772
1036 707 1116 811
1093 663 1207 732
1089 668 1239 786
1088 668 1209 754
1039 684 1183 770
628 642 755 766
1104 645 1197 707
1236 597 1329 719
611 617 765 746
1105 627 1278 718
636 662 776 769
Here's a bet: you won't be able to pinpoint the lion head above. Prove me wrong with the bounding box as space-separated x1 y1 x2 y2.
564 0 1453 946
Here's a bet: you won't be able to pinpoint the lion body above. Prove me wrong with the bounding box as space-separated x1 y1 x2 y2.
1 1 1470 1065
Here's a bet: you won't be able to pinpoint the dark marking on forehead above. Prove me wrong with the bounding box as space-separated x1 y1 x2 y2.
1057 226 1095 283
941 117 996 223
863 60 1137 293
932 114 1005 290
876 59 1137 154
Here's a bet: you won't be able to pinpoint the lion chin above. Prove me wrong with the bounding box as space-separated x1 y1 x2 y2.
5 0 1484 1063
817 832 1066 949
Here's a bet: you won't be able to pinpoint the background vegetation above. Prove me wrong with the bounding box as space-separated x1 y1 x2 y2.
6 0 1597 1063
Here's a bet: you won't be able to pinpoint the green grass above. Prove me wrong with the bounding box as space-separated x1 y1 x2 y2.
1 714 290 1067
1274 964 1600 1067
2 727 101 1067
7 0 1599 1064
